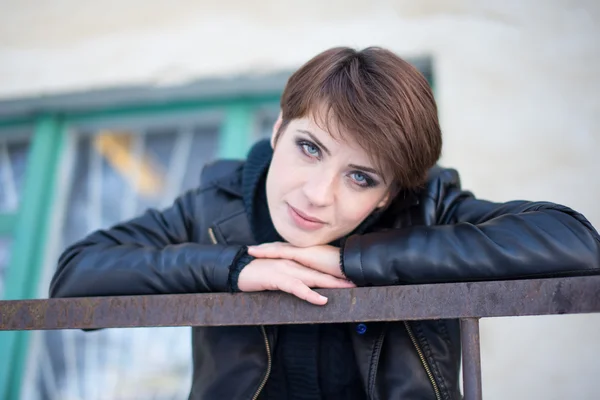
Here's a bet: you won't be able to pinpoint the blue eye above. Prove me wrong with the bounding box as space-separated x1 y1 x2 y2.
350 171 377 188
296 139 321 158
351 172 366 182
302 142 319 156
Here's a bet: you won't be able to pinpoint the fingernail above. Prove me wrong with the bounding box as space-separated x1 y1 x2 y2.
320 295 328 303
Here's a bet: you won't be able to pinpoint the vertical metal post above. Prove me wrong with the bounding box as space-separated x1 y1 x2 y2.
461 318 482 400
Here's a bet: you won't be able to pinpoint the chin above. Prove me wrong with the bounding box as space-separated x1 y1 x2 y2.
280 230 325 247
273 222 328 247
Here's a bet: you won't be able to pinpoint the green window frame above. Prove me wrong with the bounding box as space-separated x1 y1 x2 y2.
0 76 286 400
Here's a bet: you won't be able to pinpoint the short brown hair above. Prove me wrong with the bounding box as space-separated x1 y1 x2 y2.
277 46 441 189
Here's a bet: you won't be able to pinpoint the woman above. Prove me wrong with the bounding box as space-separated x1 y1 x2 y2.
50 47 600 400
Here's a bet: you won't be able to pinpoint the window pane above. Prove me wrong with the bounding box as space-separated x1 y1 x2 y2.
0 136 31 213
0 236 12 298
254 107 279 141
30 120 219 400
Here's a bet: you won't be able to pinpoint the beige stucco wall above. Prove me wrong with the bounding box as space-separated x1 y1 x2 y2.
2 0 599 398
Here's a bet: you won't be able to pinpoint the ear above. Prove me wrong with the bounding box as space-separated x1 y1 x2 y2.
270 111 283 149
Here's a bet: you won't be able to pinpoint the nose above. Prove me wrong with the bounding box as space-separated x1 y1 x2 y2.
303 172 335 207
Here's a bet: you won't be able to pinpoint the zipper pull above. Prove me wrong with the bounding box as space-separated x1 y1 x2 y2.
208 227 218 244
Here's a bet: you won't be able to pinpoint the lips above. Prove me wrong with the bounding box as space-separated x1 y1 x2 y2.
287 204 326 231
289 205 325 223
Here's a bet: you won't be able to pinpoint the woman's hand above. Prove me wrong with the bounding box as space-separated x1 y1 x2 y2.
238 257 354 305
247 242 345 279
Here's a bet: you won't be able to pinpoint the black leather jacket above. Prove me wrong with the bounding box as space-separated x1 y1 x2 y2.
50 161 600 400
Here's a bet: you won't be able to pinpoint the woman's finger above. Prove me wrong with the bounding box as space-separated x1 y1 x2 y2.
250 245 343 278
284 261 355 288
276 277 328 305
248 243 297 260
308 273 356 289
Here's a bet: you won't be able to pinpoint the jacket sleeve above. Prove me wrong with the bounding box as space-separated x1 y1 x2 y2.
50 188 243 298
342 177 600 286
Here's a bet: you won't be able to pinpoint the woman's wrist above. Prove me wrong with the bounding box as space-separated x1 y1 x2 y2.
339 239 347 278
228 247 255 292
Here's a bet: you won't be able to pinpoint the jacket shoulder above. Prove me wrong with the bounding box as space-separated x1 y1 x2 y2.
200 159 244 189
413 165 470 225
424 165 462 193
420 165 467 206
187 159 246 244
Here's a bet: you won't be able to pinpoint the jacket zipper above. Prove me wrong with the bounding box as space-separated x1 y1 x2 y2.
252 326 272 400
207 228 272 400
403 321 442 400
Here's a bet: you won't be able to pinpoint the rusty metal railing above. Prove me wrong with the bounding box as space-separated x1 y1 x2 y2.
1 275 600 400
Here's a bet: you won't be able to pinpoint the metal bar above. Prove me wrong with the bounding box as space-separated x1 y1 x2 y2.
461 318 482 400
1 275 599 331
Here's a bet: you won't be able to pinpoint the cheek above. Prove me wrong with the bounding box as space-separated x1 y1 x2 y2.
335 192 385 228
267 147 301 199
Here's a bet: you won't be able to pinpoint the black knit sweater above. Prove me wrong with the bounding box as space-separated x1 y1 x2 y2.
235 140 367 400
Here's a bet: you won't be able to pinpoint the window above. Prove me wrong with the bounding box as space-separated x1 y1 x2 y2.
31 114 223 400
0 237 12 297
27 105 275 400
0 136 30 213
0 133 31 298
62 123 220 246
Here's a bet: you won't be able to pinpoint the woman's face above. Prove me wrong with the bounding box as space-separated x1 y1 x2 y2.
266 114 392 247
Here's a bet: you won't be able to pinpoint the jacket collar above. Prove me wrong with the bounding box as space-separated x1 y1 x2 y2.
211 208 258 246
213 175 243 198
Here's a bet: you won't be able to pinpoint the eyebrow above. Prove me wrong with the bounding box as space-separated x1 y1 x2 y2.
348 164 380 175
297 129 382 177
297 129 331 156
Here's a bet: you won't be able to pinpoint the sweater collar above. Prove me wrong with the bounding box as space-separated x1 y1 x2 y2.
242 139 283 244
